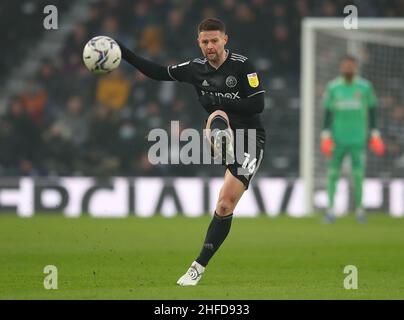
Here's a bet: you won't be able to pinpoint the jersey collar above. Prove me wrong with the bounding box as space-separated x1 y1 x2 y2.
207 49 230 71
339 75 359 85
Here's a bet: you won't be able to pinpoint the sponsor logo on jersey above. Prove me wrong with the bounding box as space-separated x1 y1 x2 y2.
202 80 209 87
225 76 237 88
201 90 240 99
247 73 259 88
335 100 361 109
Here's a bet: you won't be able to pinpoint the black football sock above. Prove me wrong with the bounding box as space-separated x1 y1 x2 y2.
195 211 233 267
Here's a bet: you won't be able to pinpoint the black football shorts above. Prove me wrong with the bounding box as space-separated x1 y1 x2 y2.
226 129 266 190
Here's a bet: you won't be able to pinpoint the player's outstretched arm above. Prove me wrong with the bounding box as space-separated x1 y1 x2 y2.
116 40 173 81
199 91 265 115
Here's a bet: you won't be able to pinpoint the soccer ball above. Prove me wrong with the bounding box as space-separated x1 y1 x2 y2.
82 36 121 74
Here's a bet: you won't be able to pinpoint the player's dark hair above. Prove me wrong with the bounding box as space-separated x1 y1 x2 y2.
198 18 226 33
342 55 358 63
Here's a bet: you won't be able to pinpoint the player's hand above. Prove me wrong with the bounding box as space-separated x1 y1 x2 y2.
199 93 221 111
320 131 334 159
369 130 385 156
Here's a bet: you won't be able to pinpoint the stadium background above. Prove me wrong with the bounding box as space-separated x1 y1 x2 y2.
1 0 403 179
1 0 404 300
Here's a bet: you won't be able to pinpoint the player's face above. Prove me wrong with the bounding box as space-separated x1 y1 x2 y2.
197 30 228 62
340 59 358 78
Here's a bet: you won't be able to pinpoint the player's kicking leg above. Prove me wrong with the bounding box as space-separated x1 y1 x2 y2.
177 111 264 286
205 110 235 165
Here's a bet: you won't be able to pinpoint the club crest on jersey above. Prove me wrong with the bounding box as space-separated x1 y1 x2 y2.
225 76 237 88
247 73 259 88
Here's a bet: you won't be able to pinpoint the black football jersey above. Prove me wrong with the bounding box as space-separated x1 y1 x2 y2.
167 50 266 138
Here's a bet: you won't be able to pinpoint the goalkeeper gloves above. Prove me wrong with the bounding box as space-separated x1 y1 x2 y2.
369 130 385 156
199 93 221 112
320 130 334 159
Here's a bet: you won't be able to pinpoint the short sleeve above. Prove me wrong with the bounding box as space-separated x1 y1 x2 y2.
323 83 333 110
367 82 378 108
167 61 193 83
240 59 265 98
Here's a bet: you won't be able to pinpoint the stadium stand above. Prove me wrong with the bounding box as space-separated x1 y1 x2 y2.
0 0 403 177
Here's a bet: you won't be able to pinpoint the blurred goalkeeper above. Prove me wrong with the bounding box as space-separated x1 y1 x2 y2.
115 18 266 285
321 56 385 224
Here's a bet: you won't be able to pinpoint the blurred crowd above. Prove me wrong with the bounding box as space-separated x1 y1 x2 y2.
0 0 403 177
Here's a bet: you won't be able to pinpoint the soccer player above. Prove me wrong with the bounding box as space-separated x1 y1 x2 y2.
116 18 266 285
321 56 385 223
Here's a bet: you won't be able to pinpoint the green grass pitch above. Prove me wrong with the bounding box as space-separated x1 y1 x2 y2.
0 214 403 299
